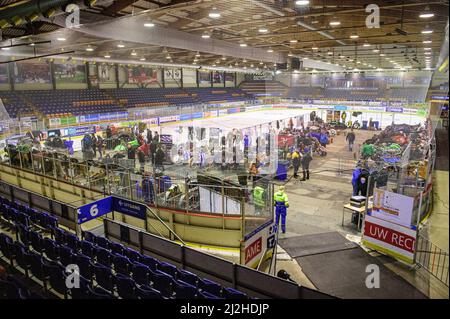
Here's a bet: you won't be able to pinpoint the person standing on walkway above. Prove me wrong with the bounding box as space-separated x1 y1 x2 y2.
301 150 312 181
346 128 356 152
292 150 301 178
274 186 289 234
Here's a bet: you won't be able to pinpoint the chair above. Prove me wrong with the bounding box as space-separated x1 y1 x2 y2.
29 252 49 289
93 263 115 292
47 263 68 298
223 287 248 299
29 231 44 254
135 285 163 300
110 242 125 255
58 245 74 267
198 278 222 296
116 274 136 299
177 269 199 287
80 240 95 258
52 227 66 244
16 223 30 246
151 271 176 298
0 279 23 299
69 276 91 299
43 237 59 261
131 262 150 286
74 254 93 280
112 254 131 276
65 234 80 252
174 280 198 299
199 291 224 299
82 231 97 243
96 237 111 250
158 261 178 278
44 214 58 229
14 243 31 277
0 233 15 266
88 285 116 299
140 255 158 271
95 247 112 267
124 248 141 263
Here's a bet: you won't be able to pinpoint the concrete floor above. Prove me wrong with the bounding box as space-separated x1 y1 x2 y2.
275 129 449 299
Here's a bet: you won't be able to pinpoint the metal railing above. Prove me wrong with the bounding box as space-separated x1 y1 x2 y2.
415 234 449 287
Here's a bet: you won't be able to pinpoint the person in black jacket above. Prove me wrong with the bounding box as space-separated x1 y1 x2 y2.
301 151 313 181
137 149 145 173
346 129 356 151
155 146 165 171
149 140 157 165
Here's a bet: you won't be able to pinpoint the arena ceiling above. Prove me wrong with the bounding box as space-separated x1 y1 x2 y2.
0 0 448 72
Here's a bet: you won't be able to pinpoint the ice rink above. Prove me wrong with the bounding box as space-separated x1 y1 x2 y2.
159 109 311 135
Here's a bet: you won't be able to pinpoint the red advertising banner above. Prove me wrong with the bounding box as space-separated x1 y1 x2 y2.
364 220 415 253
245 237 262 264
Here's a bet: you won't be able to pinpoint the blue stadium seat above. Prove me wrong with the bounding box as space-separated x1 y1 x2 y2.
80 240 95 258
69 276 91 299
112 254 131 276
0 279 24 299
88 285 116 299
29 231 44 254
135 285 163 300
223 287 248 299
95 247 112 267
0 233 15 266
93 263 115 292
131 262 150 286
74 254 93 280
47 263 68 298
124 247 141 263
177 269 199 287
16 223 30 246
58 245 74 267
158 261 178 278
174 280 198 299
116 274 136 299
96 236 111 250
198 277 222 296
140 255 158 271
43 237 59 261
151 270 176 298
14 242 31 277
65 233 80 252
29 251 49 288
110 242 125 256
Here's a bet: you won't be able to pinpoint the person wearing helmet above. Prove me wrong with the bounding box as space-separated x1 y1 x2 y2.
274 186 289 234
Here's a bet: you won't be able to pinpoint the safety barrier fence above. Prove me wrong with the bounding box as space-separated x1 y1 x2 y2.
104 218 335 299
1 151 274 242
415 234 449 287
0 178 334 298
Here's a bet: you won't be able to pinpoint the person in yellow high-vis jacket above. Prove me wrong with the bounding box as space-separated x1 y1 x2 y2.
274 186 289 233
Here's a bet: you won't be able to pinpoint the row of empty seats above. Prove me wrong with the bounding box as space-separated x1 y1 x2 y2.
286 87 428 102
0 87 254 119
239 80 288 96
0 197 249 299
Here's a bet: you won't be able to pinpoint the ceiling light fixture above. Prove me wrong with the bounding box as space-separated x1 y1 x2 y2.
329 19 341 26
421 27 433 34
208 8 221 19
295 0 310 5
144 22 155 28
350 34 359 39
258 28 269 33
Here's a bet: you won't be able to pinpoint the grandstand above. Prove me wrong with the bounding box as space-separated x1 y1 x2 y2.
0 0 448 304
0 88 253 119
